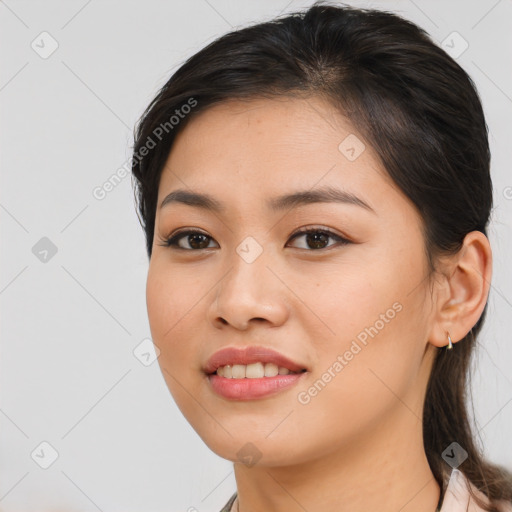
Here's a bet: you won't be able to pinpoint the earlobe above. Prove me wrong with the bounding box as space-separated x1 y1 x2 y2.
428 231 492 349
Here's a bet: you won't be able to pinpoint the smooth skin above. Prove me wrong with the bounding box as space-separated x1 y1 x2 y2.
146 96 492 512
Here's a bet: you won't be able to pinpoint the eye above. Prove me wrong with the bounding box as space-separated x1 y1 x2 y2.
286 227 350 250
157 226 351 251
157 229 218 250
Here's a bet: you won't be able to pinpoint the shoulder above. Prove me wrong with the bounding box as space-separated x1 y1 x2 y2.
441 469 512 512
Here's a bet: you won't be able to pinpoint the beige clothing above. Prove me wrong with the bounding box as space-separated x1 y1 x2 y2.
440 468 512 512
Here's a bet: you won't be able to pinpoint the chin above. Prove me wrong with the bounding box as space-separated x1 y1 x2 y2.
198 430 312 468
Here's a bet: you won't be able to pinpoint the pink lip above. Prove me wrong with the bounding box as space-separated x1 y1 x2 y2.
208 373 307 400
203 346 308 401
203 346 307 375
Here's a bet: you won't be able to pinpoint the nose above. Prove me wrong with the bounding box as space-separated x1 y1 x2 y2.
207 246 290 331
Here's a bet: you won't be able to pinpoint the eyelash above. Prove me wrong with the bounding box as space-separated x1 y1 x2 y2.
157 227 351 251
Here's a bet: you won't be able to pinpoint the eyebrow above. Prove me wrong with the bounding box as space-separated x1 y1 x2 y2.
159 186 375 214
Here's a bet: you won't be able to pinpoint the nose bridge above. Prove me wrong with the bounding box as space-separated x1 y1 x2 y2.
220 235 270 305
210 234 288 328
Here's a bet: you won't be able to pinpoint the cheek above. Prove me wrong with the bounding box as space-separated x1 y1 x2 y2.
291 259 397 346
147 260 196 333
296 248 426 399
146 263 200 369
146 265 207 419
146 267 173 340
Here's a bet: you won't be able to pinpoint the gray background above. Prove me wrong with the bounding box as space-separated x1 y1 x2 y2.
1 0 511 511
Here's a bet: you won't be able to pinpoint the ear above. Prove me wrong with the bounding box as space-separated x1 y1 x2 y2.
428 231 492 348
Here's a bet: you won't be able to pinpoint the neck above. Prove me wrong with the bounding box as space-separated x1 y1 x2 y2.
232 402 441 512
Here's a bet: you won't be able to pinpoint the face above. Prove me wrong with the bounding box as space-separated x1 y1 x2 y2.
146 96 437 466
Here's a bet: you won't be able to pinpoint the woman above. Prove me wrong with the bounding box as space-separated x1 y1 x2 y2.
130 2 512 511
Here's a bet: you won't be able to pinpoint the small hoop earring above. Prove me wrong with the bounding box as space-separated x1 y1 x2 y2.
447 332 453 350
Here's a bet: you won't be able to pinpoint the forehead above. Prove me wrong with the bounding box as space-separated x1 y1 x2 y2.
168 96 378 167
172 96 363 154
161 96 388 189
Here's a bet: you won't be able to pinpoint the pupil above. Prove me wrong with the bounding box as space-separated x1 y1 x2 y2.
189 234 209 249
307 232 328 249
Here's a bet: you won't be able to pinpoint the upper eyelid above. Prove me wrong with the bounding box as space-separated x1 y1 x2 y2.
289 226 343 238
169 225 343 236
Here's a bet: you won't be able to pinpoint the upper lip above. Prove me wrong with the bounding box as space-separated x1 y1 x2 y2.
203 346 307 374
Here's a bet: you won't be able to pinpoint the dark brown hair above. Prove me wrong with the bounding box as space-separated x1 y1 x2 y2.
131 2 512 509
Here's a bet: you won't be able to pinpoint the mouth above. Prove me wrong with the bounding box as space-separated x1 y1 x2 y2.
203 346 309 400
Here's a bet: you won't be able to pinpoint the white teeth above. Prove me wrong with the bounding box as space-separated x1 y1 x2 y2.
216 362 296 378
232 364 246 379
246 362 264 378
264 363 279 377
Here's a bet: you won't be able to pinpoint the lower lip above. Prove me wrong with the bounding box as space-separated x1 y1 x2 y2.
207 372 307 400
